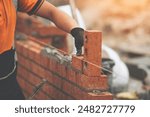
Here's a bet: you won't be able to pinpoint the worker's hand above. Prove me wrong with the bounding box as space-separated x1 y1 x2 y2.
71 27 84 56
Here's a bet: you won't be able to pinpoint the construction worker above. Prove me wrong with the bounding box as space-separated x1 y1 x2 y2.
0 0 84 100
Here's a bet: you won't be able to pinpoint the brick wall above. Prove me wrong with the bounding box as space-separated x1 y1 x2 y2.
15 13 113 100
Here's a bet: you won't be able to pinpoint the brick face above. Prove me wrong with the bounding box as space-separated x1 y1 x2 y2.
15 14 112 100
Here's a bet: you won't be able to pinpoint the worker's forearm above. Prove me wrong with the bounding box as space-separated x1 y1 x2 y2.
36 1 78 33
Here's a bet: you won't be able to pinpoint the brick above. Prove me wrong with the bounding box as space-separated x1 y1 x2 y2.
17 55 31 70
29 61 46 79
44 70 53 81
50 74 63 89
47 57 53 70
20 41 30 57
28 47 41 63
48 58 58 72
77 74 108 91
44 70 63 89
17 65 29 79
40 55 49 68
62 80 76 99
42 84 54 98
72 55 83 71
84 31 102 70
62 80 95 100
15 41 23 53
17 77 34 95
67 68 77 84
17 77 25 91
55 61 59 72
75 72 82 80
83 60 101 77
42 84 70 100
57 64 67 78
27 71 42 85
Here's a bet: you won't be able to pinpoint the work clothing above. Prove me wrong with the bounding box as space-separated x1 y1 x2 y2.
0 0 44 99
0 49 25 100
0 49 16 79
0 0 44 54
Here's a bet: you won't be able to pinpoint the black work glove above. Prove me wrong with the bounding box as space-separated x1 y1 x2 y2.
71 27 84 56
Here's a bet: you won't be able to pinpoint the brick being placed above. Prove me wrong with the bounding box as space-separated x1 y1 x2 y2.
15 13 113 100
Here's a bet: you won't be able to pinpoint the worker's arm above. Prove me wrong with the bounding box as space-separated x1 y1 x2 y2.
36 1 78 33
36 1 84 55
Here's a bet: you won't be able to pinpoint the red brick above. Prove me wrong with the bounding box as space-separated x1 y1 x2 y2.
44 70 63 89
15 41 23 53
28 47 41 63
17 77 34 95
62 80 90 99
29 61 46 79
67 68 77 84
27 71 42 85
57 64 67 78
72 55 83 71
77 74 108 91
40 55 49 68
84 31 102 64
75 72 82 82
44 70 53 81
42 84 54 97
17 65 29 78
20 41 30 57
42 84 70 100
50 75 63 89
17 55 31 70
83 60 101 77
17 77 25 91
48 58 58 72
26 41 43 63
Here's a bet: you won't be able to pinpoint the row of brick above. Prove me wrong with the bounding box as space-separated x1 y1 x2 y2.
16 38 108 90
17 64 112 100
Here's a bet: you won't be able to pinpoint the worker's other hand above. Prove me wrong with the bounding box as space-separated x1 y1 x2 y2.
71 27 84 56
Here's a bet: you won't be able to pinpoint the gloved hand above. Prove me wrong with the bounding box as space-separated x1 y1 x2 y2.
71 27 84 56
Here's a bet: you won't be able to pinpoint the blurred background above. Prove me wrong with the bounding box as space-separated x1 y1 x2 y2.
49 0 150 54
